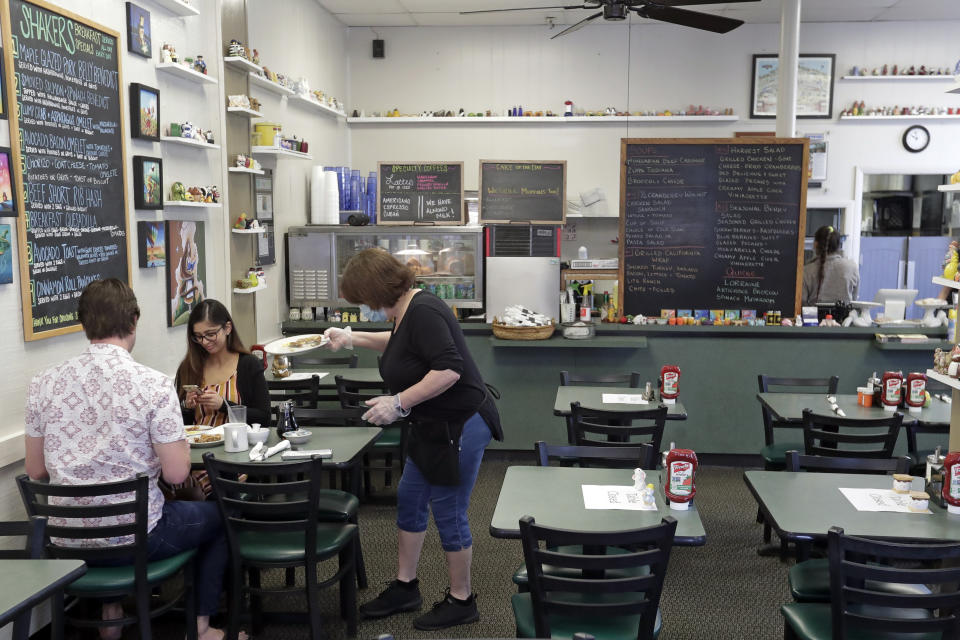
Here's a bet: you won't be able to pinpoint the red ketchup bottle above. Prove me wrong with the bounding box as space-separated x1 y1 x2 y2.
659 365 680 404
664 448 697 510
880 371 903 411
905 372 926 412
942 451 960 515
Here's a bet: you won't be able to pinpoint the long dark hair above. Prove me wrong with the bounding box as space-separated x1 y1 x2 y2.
814 225 841 299
175 299 248 396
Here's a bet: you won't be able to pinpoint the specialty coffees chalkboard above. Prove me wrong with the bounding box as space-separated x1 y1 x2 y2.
479 160 566 224
619 138 808 317
4 0 131 340
377 162 463 225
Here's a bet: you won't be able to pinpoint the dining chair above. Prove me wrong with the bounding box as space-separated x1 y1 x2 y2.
801 408 902 460
781 526 960 640
757 375 839 471
267 374 321 409
16 474 197 640
290 353 359 404
570 401 668 455
904 380 949 475
512 515 677 640
560 370 643 444
204 454 357 640
0 516 47 640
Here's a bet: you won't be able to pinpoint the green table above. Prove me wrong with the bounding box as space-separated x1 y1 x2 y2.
744 470 960 560
0 559 86 634
265 367 382 385
489 466 706 545
553 386 688 419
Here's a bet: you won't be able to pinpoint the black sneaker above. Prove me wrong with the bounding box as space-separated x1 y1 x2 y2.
359 579 422 619
413 590 479 631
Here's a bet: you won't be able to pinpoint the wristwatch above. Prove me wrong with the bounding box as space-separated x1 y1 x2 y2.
394 394 411 418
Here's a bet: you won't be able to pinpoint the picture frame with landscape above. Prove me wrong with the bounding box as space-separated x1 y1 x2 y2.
750 54 835 119
129 82 160 140
133 156 163 210
0 147 17 217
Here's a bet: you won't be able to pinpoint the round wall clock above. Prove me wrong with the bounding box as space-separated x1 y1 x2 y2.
902 125 930 153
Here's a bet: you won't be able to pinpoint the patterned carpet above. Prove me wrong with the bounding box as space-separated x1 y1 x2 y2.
138 453 792 639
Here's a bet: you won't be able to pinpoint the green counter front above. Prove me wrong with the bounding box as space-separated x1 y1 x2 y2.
281 322 949 455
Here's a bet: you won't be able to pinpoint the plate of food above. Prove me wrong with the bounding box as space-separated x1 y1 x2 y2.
263 334 329 355
188 433 224 448
184 425 213 435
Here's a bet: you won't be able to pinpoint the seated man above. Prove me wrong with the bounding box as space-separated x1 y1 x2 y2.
24 278 240 640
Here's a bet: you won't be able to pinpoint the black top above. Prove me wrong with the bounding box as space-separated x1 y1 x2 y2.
381 291 503 440
178 353 271 427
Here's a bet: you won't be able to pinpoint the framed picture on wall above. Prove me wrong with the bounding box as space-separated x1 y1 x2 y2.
133 156 163 209
126 3 152 59
0 147 17 217
129 83 160 140
0 48 7 121
137 220 165 268
166 220 206 327
0 224 12 285
750 53 835 119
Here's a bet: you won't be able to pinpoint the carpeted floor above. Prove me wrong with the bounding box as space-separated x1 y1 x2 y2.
143 453 792 639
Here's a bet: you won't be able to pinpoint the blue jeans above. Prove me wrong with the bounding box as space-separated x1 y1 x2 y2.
396 412 492 551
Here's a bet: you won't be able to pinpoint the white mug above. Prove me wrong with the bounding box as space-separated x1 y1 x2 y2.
223 423 249 452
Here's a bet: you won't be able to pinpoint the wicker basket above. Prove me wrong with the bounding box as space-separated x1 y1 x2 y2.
491 319 555 341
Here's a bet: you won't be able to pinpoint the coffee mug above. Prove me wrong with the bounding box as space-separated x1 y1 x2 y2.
223 423 249 452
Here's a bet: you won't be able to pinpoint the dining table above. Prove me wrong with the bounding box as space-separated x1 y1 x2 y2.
553 386 688 420
264 366 383 385
0 559 86 639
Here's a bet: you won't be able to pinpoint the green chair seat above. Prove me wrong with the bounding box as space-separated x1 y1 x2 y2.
512 592 661 640
317 490 359 521
761 441 803 469
237 523 356 564
67 549 196 594
789 558 933 603
372 426 402 448
781 602 936 640
512 545 649 588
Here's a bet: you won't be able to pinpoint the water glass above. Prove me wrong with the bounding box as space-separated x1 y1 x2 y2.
228 404 247 426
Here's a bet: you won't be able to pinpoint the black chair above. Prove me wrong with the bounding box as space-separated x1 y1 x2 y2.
335 375 408 495
17 474 197 640
512 515 677 640
290 353 358 403
802 408 902 460
904 381 949 475
570 401 668 455
560 371 643 444
758 375 839 471
784 450 911 475
534 440 657 471
204 454 357 640
0 517 47 640
267 374 321 409
782 526 960 640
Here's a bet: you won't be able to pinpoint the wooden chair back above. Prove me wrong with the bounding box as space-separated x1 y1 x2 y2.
758 374 839 445
801 408 902 460
268 375 321 409
570 402 668 454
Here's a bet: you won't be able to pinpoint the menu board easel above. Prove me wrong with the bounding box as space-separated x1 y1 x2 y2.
3 0 132 340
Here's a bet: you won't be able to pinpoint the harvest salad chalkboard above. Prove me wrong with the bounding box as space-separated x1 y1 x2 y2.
479 160 566 224
377 162 463 225
619 138 808 318
3 0 131 340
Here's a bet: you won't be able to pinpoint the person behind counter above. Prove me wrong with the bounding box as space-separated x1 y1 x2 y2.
802 225 860 306
323 248 503 631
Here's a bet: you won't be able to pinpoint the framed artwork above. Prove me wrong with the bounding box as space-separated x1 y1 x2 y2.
137 221 165 268
129 83 160 139
133 155 163 209
0 48 7 120
750 54 836 119
166 220 206 327
0 147 17 217
126 3 151 59
0 224 12 284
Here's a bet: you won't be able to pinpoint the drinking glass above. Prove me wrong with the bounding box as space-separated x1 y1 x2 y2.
228 404 247 425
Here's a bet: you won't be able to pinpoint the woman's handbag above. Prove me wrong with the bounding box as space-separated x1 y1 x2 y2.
407 418 463 486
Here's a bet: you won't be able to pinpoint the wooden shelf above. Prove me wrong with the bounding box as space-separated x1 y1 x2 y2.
163 201 222 209
248 73 294 96
228 167 265 175
251 146 313 160
234 283 267 294
223 56 262 74
874 340 952 351
562 269 619 279
928 369 960 392
938 184 960 192
232 227 266 234
226 106 263 118
156 62 217 85
144 0 199 16
841 75 955 81
840 114 960 120
933 276 960 291
288 95 345 119
347 115 739 125
160 136 219 150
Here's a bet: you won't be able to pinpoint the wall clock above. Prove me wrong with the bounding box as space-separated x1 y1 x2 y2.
902 125 930 153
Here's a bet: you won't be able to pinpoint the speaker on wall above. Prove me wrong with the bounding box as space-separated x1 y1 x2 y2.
372 39 385 58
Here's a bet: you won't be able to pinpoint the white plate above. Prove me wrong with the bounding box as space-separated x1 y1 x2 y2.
184 424 213 435
188 434 224 448
264 334 329 355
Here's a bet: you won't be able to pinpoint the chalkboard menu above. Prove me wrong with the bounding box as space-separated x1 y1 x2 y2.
377 162 463 225
620 138 808 317
479 160 565 224
4 0 130 340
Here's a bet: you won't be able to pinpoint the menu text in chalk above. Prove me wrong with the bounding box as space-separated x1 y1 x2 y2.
377 162 463 225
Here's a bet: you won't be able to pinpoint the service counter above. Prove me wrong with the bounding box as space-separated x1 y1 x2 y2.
281 321 951 455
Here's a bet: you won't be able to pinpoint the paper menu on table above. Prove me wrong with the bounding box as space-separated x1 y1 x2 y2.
582 485 658 511
838 488 930 514
601 394 648 405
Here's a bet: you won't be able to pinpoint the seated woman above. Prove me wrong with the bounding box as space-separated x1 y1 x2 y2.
802 225 860 306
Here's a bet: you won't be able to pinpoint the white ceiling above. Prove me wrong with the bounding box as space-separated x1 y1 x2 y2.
316 0 960 28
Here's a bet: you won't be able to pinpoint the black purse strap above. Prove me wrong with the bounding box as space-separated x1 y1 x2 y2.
485 382 501 401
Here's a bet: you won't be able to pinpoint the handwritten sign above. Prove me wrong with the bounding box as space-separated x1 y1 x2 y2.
377 162 463 225
5 0 131 340
619 138 808 317
480 160 566 224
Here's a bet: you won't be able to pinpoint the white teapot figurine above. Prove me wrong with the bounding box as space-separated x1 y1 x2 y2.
632 468 646 491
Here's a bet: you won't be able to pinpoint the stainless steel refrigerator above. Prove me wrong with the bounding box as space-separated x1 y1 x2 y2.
484 225 561 322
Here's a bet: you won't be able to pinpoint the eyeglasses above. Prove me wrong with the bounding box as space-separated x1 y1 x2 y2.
191 326 224 344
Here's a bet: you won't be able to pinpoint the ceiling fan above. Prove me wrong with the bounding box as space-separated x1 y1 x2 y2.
460 0 760 38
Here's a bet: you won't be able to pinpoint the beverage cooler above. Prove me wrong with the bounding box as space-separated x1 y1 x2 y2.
285 226 484 311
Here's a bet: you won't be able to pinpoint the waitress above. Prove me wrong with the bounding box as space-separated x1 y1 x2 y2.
323 248 502 632
802 225 860 306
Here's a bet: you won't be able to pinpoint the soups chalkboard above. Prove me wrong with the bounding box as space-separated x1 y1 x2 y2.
377 162 463 225
479 160 566 224
619 138 808 317
4 0 131 340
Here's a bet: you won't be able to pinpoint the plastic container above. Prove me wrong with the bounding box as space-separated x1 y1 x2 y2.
880 371 903 411
943 451 960 515
561 321 595 340
906 372 926 412
664 448 697 510
659 365 680 404
253 122 281 146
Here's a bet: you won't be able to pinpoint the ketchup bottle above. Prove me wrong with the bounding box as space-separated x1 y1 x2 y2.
659 365 680 404
664 448 697 510
880 371 903 411
942 451 960 515
905 372 926 412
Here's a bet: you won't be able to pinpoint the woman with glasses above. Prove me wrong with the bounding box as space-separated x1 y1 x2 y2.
175 299 270 428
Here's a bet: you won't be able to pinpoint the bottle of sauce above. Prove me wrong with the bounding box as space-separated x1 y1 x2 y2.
905 372 926 412
665 448 697 510
659 365 680 404
880 370 903 411
276 399 298 436
941 451 960 515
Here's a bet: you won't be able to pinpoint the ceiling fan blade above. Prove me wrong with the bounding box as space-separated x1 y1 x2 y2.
631 0 758 6
634 5 745 33
460 4 594 15
549 11 603 39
